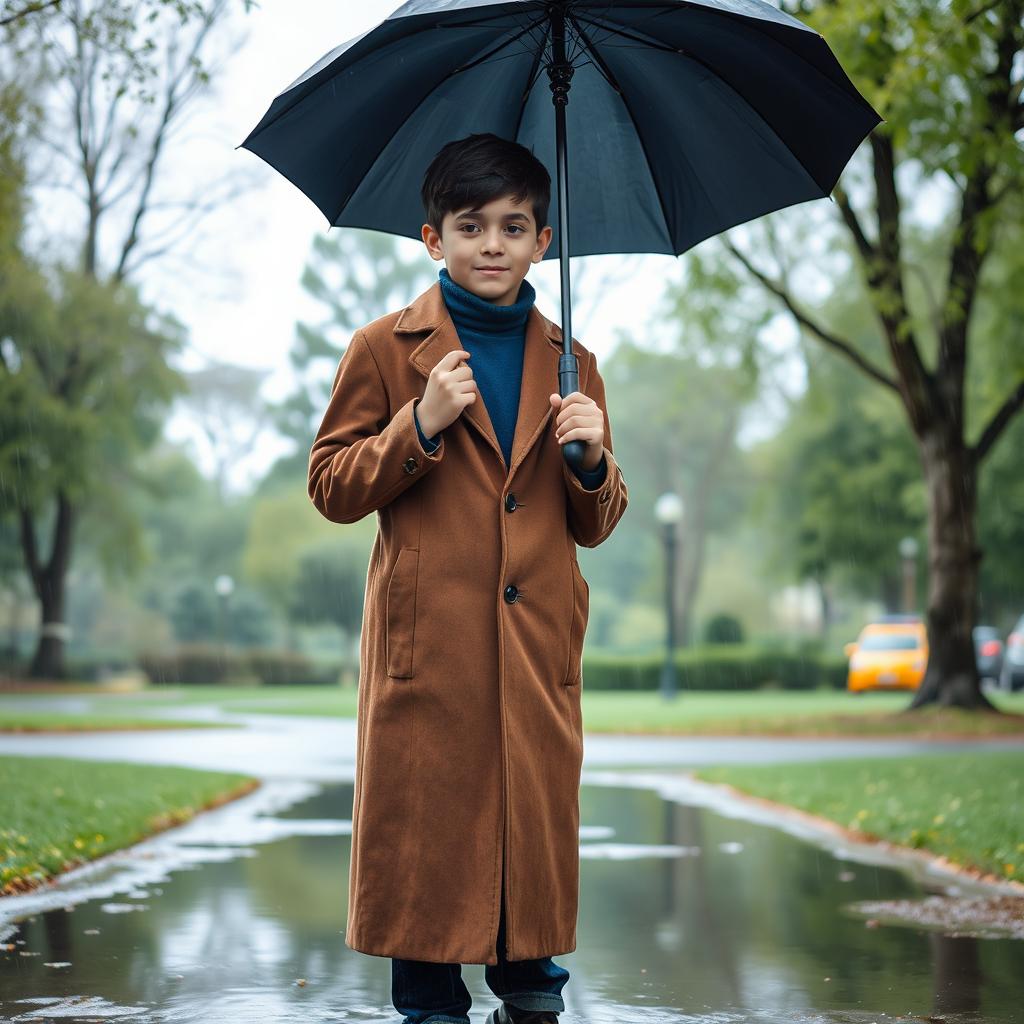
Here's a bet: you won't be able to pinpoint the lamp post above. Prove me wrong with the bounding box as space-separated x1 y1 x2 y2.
898 537 918 615
655 492 685 701
214 574 235 660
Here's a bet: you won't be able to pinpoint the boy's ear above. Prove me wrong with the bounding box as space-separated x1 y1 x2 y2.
533 224 553 262
422 222 444 260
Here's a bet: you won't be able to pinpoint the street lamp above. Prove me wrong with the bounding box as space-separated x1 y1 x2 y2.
214 574 235 660
655 492 685 701
898 537 918 615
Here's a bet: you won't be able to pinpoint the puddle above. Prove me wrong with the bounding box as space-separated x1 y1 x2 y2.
1 776 1021 1023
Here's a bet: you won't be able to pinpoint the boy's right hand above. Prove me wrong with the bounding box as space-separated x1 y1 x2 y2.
416 350 477 438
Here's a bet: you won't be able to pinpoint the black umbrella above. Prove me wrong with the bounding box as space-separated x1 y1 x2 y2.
240 0 882 469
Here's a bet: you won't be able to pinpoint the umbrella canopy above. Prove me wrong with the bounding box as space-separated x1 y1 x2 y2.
240 0 883 260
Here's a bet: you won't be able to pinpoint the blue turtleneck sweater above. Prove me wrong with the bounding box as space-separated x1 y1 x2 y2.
414 267 606 489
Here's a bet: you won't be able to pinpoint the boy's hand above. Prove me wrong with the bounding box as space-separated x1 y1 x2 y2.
418 350 477 437
549 391 604 471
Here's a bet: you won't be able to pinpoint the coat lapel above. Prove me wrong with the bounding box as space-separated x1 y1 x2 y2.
396 280 565 478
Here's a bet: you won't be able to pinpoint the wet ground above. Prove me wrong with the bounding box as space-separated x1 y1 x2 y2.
1 704 1022 1023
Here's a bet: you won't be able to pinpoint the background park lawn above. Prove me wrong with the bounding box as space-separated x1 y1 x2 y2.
4 688 1019 737
1 686 1023 736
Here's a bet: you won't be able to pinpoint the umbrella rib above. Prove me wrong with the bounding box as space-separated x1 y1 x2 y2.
567 13 624 94
512 24 549 131
579 4 877 122
329 13 550 224
571 12 687 56
569 1 678 51
446 11 550 76
567 12 676 253
574 10 840 195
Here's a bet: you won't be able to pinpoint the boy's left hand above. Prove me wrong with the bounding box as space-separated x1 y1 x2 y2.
549 391 605 472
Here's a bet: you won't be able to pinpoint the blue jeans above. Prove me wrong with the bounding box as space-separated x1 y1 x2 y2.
391 881 569 1024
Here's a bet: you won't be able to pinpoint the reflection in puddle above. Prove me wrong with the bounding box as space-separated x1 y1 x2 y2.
1 776 1021 1023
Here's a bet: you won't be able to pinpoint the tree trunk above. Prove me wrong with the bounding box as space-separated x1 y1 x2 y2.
21 493 75 682
814 570 830 642
908 429 995 710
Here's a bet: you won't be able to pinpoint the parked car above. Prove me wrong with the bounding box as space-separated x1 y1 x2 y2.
973 625 1004 684
999 614 1024 692
844 620 928 693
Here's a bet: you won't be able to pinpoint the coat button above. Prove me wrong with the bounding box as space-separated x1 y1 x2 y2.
403 457 418 474
599 490 610 503
503 584 519 604
504 494 517 512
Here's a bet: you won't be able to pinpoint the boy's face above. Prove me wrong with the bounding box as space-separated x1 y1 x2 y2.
421 194 553 306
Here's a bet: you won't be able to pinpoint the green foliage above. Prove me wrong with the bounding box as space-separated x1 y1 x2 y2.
168 580 272 647
272 230 437 449
0 263 187 521
288 540 369 636
976 413 1024 621
2 1 255 108
753 350 924 601
704 613 745 645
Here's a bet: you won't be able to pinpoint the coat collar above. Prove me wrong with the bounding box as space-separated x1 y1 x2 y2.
395 279 569 478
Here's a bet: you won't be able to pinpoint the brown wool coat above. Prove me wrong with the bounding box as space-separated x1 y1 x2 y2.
307 278 629 965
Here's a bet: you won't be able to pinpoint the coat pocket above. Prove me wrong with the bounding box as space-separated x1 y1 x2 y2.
564 559 590 686
385 547 419 678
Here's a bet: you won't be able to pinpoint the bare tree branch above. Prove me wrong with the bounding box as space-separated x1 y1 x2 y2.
974 379 1024 462
851 128 938 434
720 236 900 393
831 182 876 266
0 0 61 28
113 0 229 282
118 167 261 279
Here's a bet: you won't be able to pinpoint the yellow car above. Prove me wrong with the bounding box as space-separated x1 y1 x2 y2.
843 618 928 693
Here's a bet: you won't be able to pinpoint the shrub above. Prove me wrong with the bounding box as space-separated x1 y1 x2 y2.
580 646 848 692
138 644 253 686
246 649 341 686
704 613 744 645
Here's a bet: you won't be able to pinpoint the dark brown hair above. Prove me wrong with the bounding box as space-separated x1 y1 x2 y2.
421 132 551 235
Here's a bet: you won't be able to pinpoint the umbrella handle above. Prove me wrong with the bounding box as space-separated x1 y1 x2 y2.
558 352 587 471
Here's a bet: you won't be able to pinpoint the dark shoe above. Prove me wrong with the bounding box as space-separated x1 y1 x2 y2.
485 1002 558 1024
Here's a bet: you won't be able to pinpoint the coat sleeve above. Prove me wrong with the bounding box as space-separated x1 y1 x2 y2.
308 328 445 524
560 347 628 548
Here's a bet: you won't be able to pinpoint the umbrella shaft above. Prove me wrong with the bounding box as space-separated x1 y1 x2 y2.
548 6 574 370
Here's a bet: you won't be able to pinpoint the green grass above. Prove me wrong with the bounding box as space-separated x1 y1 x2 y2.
2 685 1023 737
579 689 1024 736
691 750 1024 882
0 712 241 732
0 756 259 895
116 685 1024 738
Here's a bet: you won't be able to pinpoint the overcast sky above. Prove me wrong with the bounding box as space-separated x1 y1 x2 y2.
83 0 946 493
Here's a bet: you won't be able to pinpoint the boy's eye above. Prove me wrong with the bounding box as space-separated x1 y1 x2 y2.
460 224 525 234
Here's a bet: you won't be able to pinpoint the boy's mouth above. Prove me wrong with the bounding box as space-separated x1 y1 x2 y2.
476 267 508 275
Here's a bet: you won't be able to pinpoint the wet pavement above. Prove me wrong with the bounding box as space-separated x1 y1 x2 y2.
1 701 1022 778
1 702 1022 1022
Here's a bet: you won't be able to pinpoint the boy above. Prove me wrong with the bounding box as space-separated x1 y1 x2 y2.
307 133 628 1024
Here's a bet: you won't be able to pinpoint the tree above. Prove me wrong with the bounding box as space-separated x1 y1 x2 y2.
719 0 1024 709
756 343 924 627
0 0 253 677
270 229 439 459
